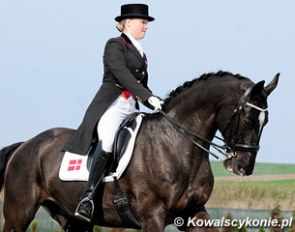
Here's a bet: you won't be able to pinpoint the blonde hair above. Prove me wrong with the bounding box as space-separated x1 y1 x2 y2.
116 19 126 32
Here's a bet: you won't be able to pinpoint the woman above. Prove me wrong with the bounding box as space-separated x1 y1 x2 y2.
62 3 163 222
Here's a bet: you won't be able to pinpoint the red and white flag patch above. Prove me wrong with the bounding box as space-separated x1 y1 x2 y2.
67 159 83 171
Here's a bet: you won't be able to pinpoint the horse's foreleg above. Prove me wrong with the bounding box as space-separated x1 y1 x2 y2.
184 207 219 232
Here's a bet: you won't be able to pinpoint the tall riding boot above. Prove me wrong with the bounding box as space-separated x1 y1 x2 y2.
74 143 111 222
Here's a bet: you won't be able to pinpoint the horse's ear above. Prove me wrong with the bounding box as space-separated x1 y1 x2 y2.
250 80 265 99
264 73 280 97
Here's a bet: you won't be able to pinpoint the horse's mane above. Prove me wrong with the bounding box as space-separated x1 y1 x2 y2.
165 71 250 104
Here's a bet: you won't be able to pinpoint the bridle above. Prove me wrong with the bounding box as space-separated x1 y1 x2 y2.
221 92 268 159
159 88 268 160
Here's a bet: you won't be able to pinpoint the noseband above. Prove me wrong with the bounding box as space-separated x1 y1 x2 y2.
159 88 268 160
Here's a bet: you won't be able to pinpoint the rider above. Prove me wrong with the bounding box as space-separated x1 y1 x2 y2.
62 3 163 222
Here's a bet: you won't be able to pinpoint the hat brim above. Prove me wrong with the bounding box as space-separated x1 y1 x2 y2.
115 14 155 22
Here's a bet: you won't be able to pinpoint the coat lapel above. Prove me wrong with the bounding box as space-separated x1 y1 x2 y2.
120 33 147 68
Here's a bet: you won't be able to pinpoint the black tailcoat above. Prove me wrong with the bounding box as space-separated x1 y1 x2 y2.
63 33 153 154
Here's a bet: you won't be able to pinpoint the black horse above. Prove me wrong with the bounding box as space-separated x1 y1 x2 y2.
0 71 279 232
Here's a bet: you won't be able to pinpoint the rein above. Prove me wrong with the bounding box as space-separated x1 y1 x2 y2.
159 110 226 160
159 94 268 160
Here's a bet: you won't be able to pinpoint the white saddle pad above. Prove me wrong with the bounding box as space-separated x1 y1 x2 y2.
59 114 144 182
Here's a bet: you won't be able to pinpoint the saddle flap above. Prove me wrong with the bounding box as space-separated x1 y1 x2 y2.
113 113 142 165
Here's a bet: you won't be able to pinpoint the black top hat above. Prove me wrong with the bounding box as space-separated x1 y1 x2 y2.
115 4 155 22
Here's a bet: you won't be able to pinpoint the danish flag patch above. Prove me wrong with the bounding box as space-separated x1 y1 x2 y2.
67 159 83 171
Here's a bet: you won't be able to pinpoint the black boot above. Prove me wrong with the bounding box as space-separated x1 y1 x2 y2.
74 143 111 222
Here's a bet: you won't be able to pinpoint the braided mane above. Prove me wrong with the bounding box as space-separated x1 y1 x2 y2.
165 71 249 103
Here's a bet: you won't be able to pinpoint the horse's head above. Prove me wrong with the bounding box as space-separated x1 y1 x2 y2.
220 73 279 176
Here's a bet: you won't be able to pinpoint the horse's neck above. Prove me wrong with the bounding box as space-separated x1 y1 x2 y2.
164 77 249 146
171 92 220 129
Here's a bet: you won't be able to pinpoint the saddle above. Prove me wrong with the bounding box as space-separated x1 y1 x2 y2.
86 112 143 174
59 113 144 182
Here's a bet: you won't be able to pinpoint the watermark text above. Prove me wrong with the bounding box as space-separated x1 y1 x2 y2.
174 216 293 229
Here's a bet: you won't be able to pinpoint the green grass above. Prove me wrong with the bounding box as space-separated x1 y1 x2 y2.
252 162 295 175
207 179 295 210
207 161 295 211
210 161 295 177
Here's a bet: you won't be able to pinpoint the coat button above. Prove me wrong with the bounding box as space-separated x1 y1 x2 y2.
142 71 145 75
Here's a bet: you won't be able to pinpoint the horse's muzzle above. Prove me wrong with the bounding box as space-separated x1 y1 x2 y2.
223 155 254 176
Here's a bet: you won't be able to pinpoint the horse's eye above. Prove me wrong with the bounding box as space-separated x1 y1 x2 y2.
242 118 252 128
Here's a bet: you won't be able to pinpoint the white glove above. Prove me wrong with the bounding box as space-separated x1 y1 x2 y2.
148 96 164 112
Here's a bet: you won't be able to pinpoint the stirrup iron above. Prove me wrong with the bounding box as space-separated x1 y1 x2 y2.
74 197 95 223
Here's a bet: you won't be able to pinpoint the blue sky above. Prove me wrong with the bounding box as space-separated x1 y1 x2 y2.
1 1 294 164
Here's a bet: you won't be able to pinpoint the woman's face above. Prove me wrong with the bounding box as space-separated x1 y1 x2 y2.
125 18 149 40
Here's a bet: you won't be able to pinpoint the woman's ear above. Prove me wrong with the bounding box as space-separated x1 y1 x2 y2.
125 19 132 28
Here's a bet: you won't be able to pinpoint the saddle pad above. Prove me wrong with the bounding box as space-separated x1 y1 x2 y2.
59 114 144 182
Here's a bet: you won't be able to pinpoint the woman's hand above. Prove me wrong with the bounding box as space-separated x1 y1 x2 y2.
148 96 164 112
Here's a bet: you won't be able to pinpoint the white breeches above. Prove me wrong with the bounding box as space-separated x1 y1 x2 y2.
97 95 136 152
